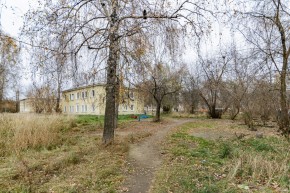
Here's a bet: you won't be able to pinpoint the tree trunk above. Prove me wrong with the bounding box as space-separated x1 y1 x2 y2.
0 98 2 113
0 88 3 113
103 3 119 145
0 74 4 113
230 106 240 120
276 14 290 137
55 80 61 113
56 97 60 113
279 67 289 136
190 104 195 114
155 101 161 122
16 90 20 113
208 105 215 118
115 72 120 128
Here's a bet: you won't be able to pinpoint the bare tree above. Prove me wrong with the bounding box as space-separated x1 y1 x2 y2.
241 78 279 130
221 45 258 120
181 74 200 114
232 0 290 137
138 63 184 121
197 51 232 118
27 82 57 113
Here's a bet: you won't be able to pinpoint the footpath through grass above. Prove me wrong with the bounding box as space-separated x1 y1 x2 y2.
152 121 290 193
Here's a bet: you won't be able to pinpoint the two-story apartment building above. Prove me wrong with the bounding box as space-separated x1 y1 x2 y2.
61 84 144 115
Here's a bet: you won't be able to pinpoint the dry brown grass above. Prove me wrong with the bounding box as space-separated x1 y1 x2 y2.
0 113 154 192
0 113 76 155
169 112 207 119
152 120 290 193
226 150 290 187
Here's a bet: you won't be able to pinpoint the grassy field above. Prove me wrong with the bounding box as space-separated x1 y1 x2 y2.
75 114 152 129
1 114 289 192
0 113 145 193
152 121 290 193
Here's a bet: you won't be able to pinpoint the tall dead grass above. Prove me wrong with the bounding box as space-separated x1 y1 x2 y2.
226 151 290 186
0 113 76 155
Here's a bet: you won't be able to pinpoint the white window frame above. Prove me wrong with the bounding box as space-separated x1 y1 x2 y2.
70 106 74 113
70 94 75 101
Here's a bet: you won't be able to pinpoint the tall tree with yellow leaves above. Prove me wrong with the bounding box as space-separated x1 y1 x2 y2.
0 33 19 112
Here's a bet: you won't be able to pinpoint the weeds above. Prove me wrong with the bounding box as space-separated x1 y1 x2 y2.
0 114 76 155
0 113 134 192
124 131 152 144
219 143 232 159
152 122 290 193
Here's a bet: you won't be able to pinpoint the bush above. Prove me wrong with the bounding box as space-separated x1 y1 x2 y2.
162 105 171 114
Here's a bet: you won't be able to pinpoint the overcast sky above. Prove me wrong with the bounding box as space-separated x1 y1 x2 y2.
0 0 39 98
0 0 36 36
0 0 241 99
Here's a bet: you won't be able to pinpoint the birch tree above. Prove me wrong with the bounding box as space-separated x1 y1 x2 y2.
0 33 19 111
23 0 211 145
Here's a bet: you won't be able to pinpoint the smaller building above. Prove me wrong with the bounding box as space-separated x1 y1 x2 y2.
19 98 57 113
19 98 34 113
61 84 144 115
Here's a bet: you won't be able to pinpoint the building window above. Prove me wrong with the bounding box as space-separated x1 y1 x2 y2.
92 104 95 112
64 106 66 112
70 94 74 101
82 105 84 112
91 90 95 97
81 91 88 99
77 92 80 100
70 106 74 113
130 105 134 111
85 105 87 112
76 104 79 112
129 91 134 99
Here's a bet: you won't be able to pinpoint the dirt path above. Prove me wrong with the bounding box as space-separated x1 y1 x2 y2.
120 119 192 193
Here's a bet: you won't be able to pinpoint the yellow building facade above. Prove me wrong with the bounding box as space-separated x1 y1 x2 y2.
61 84 144 115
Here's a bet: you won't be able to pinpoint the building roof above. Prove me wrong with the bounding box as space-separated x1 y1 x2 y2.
62 84 106 93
